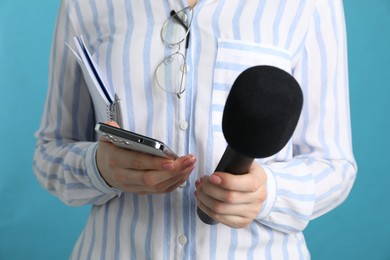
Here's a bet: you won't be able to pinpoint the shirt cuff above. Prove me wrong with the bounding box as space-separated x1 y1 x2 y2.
85 142 122 195
256 165 277 220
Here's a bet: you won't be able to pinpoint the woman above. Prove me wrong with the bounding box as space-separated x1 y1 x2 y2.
34 0 357 259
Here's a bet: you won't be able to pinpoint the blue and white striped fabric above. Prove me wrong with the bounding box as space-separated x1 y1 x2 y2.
33 0 357 259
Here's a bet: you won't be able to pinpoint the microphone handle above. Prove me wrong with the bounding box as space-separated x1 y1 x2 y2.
197 145 254 225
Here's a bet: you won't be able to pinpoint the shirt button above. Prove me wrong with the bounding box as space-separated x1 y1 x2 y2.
179 121 188 131
178 235 188 245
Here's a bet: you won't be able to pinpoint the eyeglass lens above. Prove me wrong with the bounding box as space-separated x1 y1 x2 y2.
156 8 192 97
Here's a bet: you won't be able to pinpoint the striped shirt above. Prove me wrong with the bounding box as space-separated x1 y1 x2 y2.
33 0 357 259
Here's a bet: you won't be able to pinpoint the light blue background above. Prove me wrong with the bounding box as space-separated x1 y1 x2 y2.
0 0 389 259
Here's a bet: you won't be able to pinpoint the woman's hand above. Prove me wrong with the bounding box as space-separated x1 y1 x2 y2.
195 162 267 228
96 122 196 194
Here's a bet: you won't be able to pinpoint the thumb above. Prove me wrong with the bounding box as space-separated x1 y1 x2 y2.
105 120 120 128
98 121 120 142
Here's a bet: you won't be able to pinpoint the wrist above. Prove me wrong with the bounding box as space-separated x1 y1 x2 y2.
86 142 122 194
256 165 277 220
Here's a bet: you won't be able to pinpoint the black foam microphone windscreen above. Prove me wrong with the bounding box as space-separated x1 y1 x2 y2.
223 65 303 158
197 65 303 225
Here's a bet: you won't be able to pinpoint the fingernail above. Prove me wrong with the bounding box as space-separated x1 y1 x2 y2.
162 162 175 170
195 176 205 188
183 156 196 168
210 174 222 184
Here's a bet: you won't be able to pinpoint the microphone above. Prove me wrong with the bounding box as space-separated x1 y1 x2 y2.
197 65 304 225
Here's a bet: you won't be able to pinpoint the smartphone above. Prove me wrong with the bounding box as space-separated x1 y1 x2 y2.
95 123 178 159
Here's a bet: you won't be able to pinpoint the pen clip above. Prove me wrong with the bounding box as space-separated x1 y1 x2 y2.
109 93 123 127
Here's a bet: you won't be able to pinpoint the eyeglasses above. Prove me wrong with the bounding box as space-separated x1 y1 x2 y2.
155 7 194 98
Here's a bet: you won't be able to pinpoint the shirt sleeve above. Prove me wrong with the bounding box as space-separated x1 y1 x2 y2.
33 0 122 206
256 0 357 234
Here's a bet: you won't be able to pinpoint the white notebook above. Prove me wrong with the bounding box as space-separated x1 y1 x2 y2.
67 35 122 126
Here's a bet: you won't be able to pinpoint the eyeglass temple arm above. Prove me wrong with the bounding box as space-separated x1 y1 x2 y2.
170 10 190 49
